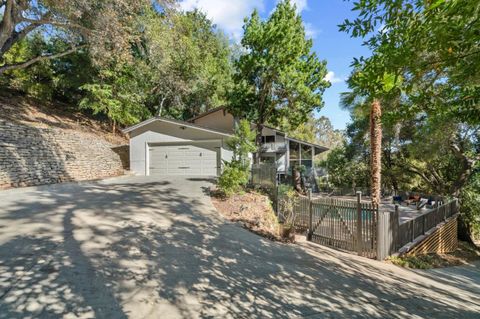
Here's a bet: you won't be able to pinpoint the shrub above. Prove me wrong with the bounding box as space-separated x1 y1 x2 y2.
277 184 299 227
218 119 256 197
460 171 480 240
218 161 249 196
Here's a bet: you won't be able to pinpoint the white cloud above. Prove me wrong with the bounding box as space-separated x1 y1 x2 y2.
324 71 344 84
290 0 308 13
304 22 320 39
179 0 264 41
274 0 308 14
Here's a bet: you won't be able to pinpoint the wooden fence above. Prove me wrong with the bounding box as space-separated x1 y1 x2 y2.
279 191 378 258
377 199 459 260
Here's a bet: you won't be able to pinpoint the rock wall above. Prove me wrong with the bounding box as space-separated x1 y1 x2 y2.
0 120 126 189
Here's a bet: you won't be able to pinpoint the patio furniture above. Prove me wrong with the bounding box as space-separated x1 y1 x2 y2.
417 198 428 210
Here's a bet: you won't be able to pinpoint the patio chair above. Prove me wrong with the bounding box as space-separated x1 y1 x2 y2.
417 198 428 210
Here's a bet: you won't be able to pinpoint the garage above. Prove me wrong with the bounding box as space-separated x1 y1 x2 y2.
122 117 233 176
149 144 218 176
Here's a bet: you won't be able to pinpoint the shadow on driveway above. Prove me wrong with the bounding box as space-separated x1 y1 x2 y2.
0 177 479 318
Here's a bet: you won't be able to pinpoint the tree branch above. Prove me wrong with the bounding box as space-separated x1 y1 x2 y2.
0 44 87 74
0 22 40 56
20 17 92 34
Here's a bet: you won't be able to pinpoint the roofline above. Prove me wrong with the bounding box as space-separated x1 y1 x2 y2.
121 116 233 137
285 136 329 152
188 106 227 122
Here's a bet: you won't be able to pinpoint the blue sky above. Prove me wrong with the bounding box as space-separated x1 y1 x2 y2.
179 0 370 130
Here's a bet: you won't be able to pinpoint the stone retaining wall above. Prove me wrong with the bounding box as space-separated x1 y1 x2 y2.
0 120 126 189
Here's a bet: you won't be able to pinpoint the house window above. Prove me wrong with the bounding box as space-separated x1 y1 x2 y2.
260 156 275 164
261 135 275 143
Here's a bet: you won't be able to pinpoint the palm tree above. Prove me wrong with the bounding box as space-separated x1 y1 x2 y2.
370 99 382 205
340 92 382 205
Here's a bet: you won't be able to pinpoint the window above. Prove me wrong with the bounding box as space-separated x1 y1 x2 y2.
260 156 275 164
261 135 275 143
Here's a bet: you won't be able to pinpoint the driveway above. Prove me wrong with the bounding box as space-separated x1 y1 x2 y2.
0 176 478 318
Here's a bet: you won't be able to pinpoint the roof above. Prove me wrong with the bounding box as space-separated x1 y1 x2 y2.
188 106 227 122
152 107 328 152
121 116 233 137
286 136 329 152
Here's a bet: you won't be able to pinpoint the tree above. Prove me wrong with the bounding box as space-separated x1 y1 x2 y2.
0 0 174 74
226 119 257 167
1 32 94 101
79 65 151 132
140 9 234 120
218 119 257 196
339 0 480 207
229 0 330 162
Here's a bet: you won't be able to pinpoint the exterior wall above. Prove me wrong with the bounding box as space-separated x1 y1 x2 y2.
276 153 287 173
128 120 229 175
0 120 124 189
192 109 235 133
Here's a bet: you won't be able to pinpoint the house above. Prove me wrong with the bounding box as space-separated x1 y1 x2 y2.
122 107 328 178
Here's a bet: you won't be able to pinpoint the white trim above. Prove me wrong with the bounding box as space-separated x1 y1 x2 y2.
122 117 233 137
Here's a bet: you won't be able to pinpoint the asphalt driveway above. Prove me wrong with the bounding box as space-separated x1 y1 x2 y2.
0 176 479 318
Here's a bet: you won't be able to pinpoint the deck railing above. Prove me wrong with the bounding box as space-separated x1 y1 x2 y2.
377 199 459 260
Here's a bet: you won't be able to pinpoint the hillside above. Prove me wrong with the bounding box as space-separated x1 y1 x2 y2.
0 93 129 189
0 93 127 145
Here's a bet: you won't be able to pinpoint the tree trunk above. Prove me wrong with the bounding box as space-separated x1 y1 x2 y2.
370 99 382 206
254 123 263 164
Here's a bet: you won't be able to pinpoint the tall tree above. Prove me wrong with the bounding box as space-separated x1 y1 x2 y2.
229 0 329 162
142 9 234 120
370 99 382 204
0 0 174 74
340 0 480 203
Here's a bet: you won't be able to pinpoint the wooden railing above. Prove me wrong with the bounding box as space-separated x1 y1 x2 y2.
377 199 459 260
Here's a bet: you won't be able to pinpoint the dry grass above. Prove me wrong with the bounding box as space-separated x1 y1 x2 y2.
210 188 289 242
0 93 127 145
388 241 480 269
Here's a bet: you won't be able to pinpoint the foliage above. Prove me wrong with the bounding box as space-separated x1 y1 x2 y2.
79 65 151 130
141 9 234 119
339 0 480 235
0 0 175 74
277 184 298 227
1 7 235 127
226 119 257 166
228 0 330 156
218 119 257 197
1 33 94 102
320 144 369 189
388 255 434 270
217 162 250 197
339 0 480 124
459 172 480 240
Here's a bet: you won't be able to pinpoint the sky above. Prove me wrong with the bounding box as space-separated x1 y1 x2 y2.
179 0 371 130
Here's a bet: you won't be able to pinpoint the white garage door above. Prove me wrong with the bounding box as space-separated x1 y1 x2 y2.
149 145 218 176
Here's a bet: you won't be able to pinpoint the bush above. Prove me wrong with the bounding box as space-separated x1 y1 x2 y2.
218 161 249 196
277 184 299 226
460 171 480 240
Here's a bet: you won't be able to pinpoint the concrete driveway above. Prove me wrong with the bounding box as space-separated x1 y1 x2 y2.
0 176 478 318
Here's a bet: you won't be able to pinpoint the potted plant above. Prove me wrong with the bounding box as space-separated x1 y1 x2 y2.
277 186 298 239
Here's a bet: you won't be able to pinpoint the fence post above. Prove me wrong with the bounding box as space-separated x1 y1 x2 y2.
393 205 399 251
307 190 313 241
356 191 362 256
376 211 387 260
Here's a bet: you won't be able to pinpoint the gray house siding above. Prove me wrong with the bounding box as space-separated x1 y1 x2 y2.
127 120 231 176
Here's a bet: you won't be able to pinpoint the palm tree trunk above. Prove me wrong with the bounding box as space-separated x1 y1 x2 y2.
370 99 382 206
